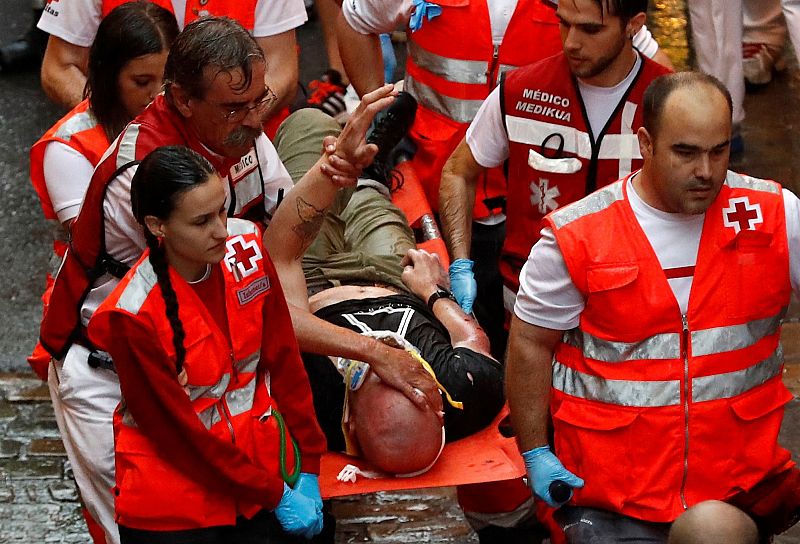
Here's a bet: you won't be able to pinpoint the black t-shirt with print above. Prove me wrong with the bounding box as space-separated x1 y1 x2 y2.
302 293 504 452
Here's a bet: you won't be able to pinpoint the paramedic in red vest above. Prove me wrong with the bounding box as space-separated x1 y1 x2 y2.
37 0 304 135
438 0 671 319
28 3 178 381
88 146 327 542
39 18 409 544
337 0 671 358
507 71 800 542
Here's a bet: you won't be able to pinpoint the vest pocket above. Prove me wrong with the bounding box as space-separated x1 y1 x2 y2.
527 148 582 174
552 399 640 509
724 231 784 320
715 380 793 487
586 264 639 293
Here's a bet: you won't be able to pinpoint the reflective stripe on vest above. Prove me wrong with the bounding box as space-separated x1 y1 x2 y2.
550 181 624 229
54 111 100 141
552 360 681 407
198 403 222 430
115 259 157 315
117 124 140 169
408 40 489 85
692 346 783 402
225 377 257 418
195 376 257 430
563 329 680 362
497 64 519 82
187 373 231 402
506 116 641 162
230 169 263 216
725 171 780 194
185 350 259 401
691 307 786 357
236 350 260 374
405 74 483 124
568 308 784 363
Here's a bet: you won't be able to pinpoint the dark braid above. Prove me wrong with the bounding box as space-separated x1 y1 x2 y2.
145 231 187 373
130 146 215 377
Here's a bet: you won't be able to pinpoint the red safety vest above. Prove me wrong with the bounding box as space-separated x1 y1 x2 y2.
40 95 269 360
500 52 670 290
404 0 562 219
89 221 308 529
543 172 795 522
28 99 110 379
30 99 109 225
101 0 257 30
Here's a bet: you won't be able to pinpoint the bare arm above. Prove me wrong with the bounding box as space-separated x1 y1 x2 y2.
439 138 486 260
40 36 88 109
651 48 675 71
264 84 397 264
505 315 563 451
256 30 300 116
400 248 492 357
263 85 442 411
335 9 384 96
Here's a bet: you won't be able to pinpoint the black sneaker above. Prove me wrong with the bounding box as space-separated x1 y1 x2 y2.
362 91 418 193
0 9 47 74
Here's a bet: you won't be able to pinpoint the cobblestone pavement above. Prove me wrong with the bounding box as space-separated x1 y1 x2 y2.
4 1 800 542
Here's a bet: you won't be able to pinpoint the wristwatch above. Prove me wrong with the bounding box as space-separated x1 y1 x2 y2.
426 285 456 311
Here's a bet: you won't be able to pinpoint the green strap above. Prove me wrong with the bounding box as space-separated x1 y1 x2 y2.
272 408 301 487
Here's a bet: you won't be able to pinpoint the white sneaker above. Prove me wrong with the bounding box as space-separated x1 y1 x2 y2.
742 43 786 85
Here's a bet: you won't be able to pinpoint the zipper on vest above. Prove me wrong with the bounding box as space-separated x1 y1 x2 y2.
219 401 236 445
487 43 500 86
216 351 237 443
679 313 689 509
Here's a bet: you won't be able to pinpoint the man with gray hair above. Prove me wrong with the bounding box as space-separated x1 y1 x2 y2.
40 16 437 543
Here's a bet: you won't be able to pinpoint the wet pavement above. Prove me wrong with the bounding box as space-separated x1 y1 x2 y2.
2 0 800 542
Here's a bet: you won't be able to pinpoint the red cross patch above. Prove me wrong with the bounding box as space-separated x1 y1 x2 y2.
224 236 262 280
722 197 763 234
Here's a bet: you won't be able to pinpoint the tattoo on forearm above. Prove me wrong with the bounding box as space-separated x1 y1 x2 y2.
291 197 326 260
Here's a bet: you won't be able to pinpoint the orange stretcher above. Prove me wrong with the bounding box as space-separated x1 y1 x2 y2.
391 160 451 269
319 409 525 499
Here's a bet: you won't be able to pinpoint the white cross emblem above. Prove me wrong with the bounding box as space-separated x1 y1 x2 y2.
224 236 262 280
530 178 561 214
722 196 763 234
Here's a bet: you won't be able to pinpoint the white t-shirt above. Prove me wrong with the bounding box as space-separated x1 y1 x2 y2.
513 175 800 330
78 132 292 326
38 0 306 46
466 52 644 168
342 0 660 52
42 142 96 224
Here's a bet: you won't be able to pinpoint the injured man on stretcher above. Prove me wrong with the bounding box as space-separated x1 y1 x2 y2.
264 155 504 476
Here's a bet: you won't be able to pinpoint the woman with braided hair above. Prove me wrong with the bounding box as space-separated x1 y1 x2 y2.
87 145 327 543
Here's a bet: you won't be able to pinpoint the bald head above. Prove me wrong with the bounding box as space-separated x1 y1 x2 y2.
643 72 733 142
348 374 444 475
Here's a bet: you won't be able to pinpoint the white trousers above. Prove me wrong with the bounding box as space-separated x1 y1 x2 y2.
744 0 800 62
49 344 121 544
688 0 746 125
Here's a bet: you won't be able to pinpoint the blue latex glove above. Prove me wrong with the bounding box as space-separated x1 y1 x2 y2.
449 258 477 314
409 0 443 32
275 483 323 539
522 446 584 508
294 473 323 513
379 34 397 83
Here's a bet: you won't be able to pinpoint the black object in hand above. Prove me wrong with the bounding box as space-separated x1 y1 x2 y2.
549 480 572 504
